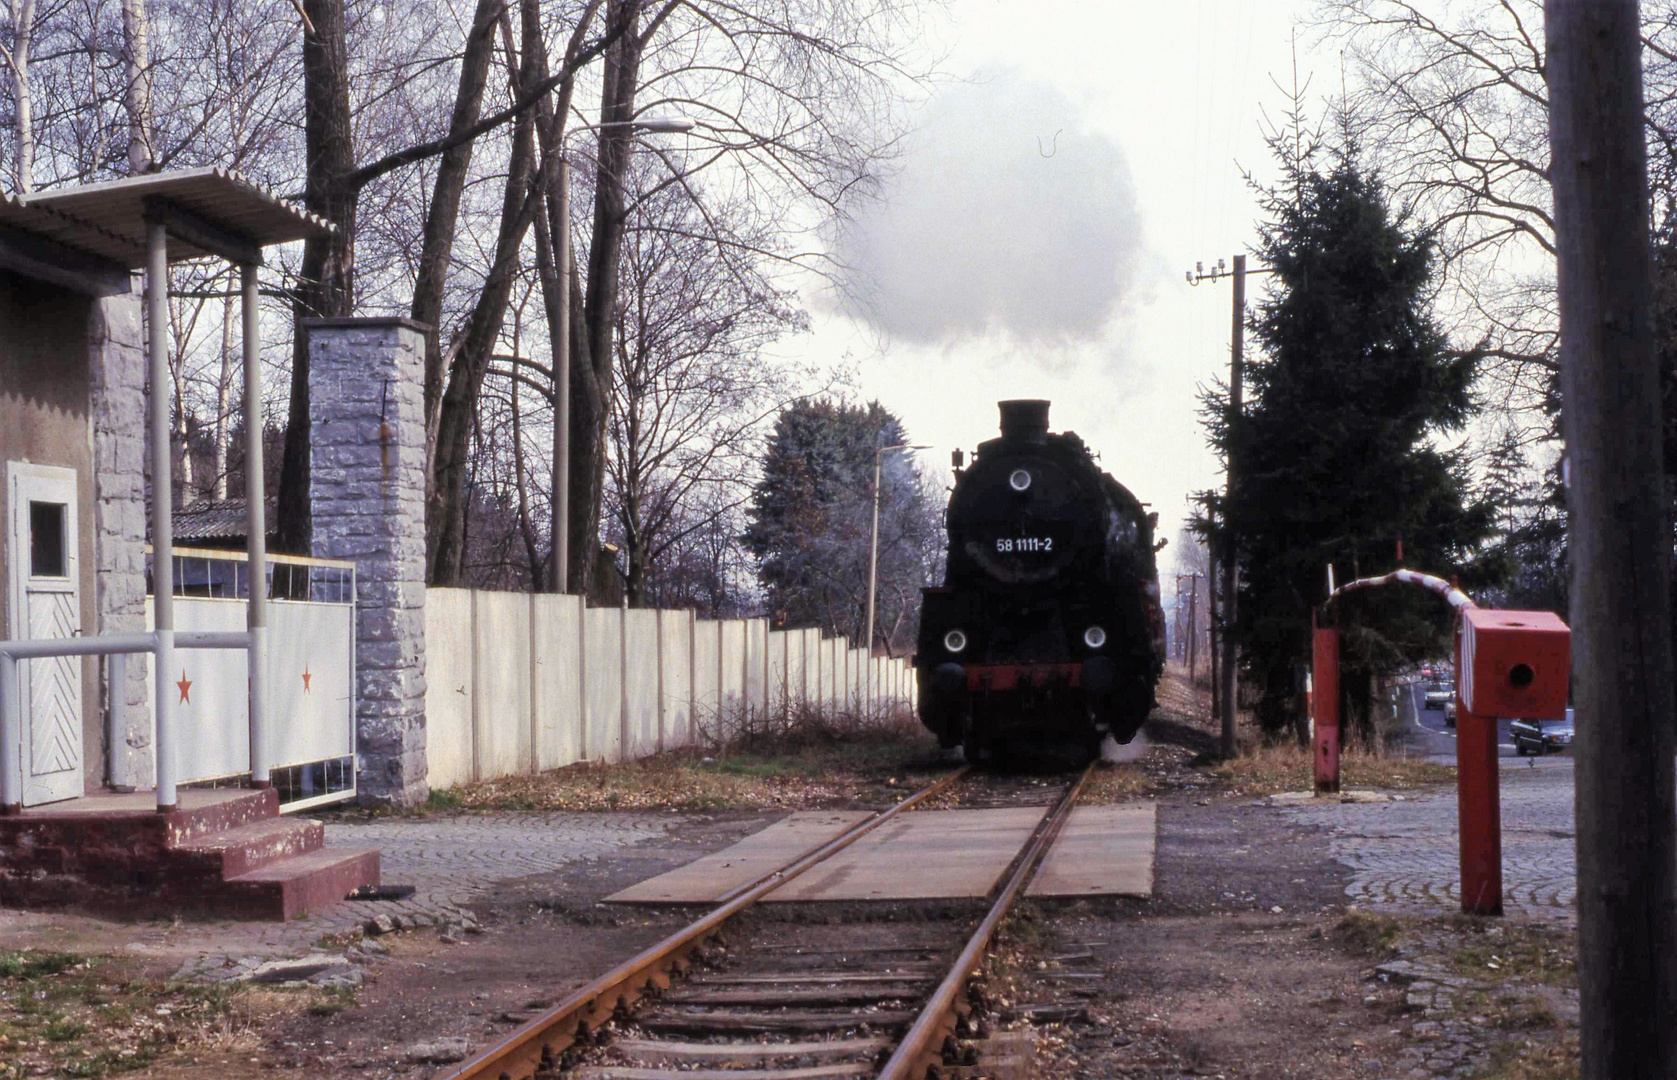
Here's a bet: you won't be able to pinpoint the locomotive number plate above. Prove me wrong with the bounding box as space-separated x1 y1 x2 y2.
996 537 1054 553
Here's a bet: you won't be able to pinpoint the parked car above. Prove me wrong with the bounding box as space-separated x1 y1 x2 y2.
1423 682 1454 710
1510 709 1575 756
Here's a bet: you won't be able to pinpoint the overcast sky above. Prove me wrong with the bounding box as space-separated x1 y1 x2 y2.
788 0 1329 568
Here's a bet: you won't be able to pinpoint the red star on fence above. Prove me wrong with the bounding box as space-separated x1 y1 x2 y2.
176 670 192 705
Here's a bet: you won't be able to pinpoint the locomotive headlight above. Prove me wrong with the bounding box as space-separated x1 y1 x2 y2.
1083 625 1108 649
943 629 969 654
1009 469 1032 492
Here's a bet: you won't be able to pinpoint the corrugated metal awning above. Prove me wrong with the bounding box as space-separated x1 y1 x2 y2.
6 168 331 268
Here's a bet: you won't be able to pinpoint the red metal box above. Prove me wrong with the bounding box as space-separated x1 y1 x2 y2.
1459 608 1570 719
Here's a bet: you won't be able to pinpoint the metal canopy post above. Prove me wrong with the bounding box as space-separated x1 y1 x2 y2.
0 653 19 812
242 263 269 787
146 219 177 813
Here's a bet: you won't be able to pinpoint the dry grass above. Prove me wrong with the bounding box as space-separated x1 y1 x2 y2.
0 949 329 1079
1477 1034 1580 1080
430 667 1456 813
1443 919 1578 989
1152 664 1456 796
1446 919 1578 1077
1330 909 1404 958
1080 762 1155 803
1208 742 1456 796
441 710 944 812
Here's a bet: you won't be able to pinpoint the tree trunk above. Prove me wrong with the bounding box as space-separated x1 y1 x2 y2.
567 0 645 593
276 0 357 554
527 43 583 595
9 0 36 193
213 287 234 499
1546 3 1677 1076
509 370 546 590
626 540 646 606
427 0 543 585
412 0 502 503
119 0 151 174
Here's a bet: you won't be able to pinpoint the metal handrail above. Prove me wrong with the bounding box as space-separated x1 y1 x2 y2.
0 632 159 660
0 628 257 814
146 543 355 570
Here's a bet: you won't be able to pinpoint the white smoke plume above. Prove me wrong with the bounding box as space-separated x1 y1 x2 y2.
836 67 1146 345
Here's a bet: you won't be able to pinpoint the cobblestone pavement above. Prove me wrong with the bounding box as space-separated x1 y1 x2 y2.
319 811 669 925
1282 757 1578 916
170 812 670 981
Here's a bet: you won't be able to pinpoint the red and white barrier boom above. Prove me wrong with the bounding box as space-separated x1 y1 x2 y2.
1315 570 1571 916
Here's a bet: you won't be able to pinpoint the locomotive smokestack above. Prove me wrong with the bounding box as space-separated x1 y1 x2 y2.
998 399 1051 443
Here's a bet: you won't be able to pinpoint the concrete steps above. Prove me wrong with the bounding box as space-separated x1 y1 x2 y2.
0 787 378 920
225 845 382 921
175 816 326 878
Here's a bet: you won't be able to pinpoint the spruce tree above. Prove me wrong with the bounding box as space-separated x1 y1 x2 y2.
744 399 938 645
1204 133 1495 737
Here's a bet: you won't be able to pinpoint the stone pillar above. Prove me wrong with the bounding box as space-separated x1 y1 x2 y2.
88 286 150 789
307 317 430 807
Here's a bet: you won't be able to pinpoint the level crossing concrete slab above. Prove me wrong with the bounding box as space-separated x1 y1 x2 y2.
608 807 1056 903
605 811 870 903
1027 803 1156 897
768 806 1048 901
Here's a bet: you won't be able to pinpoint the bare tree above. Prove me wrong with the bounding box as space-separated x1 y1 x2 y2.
120 0 151 172
600 178 808 605
212 279 235 498
549 0 935 593
1318 0 1556 399
1319 1 1677 413
0 0 932 590
0 0 37 191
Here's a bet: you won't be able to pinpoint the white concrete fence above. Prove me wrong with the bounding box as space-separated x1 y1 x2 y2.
424 589 919 789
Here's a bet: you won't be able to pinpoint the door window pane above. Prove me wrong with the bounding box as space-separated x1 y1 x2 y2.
29 501 66 578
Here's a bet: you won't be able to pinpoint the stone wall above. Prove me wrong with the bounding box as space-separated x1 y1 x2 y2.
307 317 429 807
87 286 149 789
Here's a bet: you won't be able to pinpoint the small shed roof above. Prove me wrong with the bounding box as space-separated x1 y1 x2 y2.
3 168 331 268
172 497 276 545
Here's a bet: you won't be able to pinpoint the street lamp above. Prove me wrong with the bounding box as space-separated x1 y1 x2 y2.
552 115 696 593
865 443 929 709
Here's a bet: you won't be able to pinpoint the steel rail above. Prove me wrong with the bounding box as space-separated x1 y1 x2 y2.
875 761 1095 1080
433 765 968 1080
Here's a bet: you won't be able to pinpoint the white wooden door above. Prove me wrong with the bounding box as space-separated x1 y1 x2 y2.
7 462 82 806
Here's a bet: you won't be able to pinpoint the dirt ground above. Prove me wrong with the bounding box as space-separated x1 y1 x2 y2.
1 670 1578 1079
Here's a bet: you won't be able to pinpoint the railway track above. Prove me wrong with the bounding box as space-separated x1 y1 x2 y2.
435 763 1094 1080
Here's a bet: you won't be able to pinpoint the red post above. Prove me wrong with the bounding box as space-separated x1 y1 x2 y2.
1455 624 1503 916
1312 622 1340 794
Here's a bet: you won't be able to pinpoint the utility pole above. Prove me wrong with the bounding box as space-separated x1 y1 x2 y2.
1207 545 1221 722
1185 572 1200 682
1188 255 1264 757
1221 254 1245 758
1173 576 1185 660
1547 3 1677 1076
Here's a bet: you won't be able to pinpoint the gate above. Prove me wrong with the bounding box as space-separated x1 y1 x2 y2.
147 546 356 810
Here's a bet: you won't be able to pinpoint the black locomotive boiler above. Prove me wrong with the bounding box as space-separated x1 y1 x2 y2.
915 400 1166 766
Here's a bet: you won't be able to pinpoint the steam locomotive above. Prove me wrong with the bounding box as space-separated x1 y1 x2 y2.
915 400 1166 766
